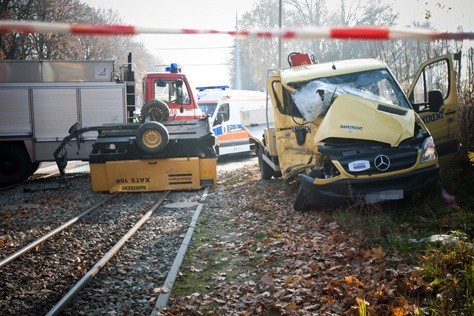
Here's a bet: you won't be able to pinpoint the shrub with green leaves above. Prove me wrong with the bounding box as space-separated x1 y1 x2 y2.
419 233 474 315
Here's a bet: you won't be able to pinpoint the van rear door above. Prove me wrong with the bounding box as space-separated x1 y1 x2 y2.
408 54 460 165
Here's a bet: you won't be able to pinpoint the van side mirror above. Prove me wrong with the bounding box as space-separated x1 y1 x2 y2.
428 89 444 112
214 114 224 125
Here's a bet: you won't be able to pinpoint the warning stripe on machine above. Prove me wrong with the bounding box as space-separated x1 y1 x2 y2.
168 173 193 185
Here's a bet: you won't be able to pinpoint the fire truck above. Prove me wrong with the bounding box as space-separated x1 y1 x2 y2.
0 55 217 190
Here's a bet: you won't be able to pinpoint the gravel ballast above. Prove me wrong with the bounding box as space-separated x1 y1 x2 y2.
0 172 204 316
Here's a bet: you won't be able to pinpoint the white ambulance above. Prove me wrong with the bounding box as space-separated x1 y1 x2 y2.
197 86 270 156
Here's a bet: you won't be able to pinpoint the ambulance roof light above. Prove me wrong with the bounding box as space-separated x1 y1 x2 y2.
196 85 230 92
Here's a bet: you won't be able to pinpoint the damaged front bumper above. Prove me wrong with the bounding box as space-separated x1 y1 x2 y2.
296 164 439 209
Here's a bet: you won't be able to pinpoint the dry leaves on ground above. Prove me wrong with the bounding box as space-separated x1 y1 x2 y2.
163 165 429 315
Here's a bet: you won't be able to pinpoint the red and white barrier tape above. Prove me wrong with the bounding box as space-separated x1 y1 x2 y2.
0 20 473 40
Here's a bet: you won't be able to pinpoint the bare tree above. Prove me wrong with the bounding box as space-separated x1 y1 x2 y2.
230 0 400 87
0 0 161 97
285 0 333 60
0 0 36 59
229 0 281 90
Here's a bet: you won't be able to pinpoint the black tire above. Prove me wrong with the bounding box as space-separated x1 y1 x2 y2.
141 99 170 123
293 184 308 212
135 122 169 154
30 162 41 174
257 147 274 180
0 144 35 187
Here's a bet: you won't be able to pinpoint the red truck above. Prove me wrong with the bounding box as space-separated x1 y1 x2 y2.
140 62 203 121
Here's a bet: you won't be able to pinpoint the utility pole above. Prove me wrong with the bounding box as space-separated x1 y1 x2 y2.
278 0 282 68
235 14 242 89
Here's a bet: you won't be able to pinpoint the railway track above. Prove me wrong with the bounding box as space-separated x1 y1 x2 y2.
0 173 209 315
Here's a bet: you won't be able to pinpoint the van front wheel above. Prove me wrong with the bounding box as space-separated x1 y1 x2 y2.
293 184 309 212
257 147 274 180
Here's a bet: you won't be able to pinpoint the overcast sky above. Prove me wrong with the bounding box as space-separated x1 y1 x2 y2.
81 0 472 87
81 0 257 86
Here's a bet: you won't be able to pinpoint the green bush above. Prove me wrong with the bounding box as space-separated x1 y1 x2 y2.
418 233 474 315
459 87 474 152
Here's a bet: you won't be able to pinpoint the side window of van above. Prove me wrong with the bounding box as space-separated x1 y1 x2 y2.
410 59 450 112
217 103 230 121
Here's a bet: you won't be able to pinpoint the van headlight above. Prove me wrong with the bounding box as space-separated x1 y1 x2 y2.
421 136 437 163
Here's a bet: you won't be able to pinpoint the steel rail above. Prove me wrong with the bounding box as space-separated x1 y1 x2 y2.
46 191 171 316
0 193 119 269
152 186 210 314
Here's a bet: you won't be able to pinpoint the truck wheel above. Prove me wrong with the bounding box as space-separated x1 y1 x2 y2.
135 122 169 154
141 99 170 123
257 147 274 180
293 184 308 212
31 162 41 174
0 144 34 187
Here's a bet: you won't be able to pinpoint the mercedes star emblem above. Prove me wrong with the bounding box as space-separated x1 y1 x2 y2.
374 154 390 172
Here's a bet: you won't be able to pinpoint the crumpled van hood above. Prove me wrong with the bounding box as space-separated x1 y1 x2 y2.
314 94 415 147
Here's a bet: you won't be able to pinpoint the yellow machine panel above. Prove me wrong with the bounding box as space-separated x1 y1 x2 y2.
90 157 217 193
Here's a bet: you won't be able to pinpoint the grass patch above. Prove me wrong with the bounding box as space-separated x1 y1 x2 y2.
172 189 267 298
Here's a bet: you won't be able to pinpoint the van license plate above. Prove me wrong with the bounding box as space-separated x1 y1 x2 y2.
365 190 403 203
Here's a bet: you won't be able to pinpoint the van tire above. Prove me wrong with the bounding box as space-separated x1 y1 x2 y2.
0 144 34 187
293 184 308 212
135 122 169 154
141 99 170 123
257 147 274 180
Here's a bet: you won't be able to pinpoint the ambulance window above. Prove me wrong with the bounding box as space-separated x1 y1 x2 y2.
217 103 230 121
199 102 217 116
411 59 449 111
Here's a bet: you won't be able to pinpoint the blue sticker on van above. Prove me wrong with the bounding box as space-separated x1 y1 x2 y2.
213 126 224 136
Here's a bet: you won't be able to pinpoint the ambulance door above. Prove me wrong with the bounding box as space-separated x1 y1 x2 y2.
213 102 229 137
408 54 459 165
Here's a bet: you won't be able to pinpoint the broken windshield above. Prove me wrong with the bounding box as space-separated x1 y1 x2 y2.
290 69 411 122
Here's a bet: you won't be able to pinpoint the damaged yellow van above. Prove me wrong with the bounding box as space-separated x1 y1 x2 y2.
245 54 459 211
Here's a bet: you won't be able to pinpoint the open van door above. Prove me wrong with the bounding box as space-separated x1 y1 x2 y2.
408 54 460 166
